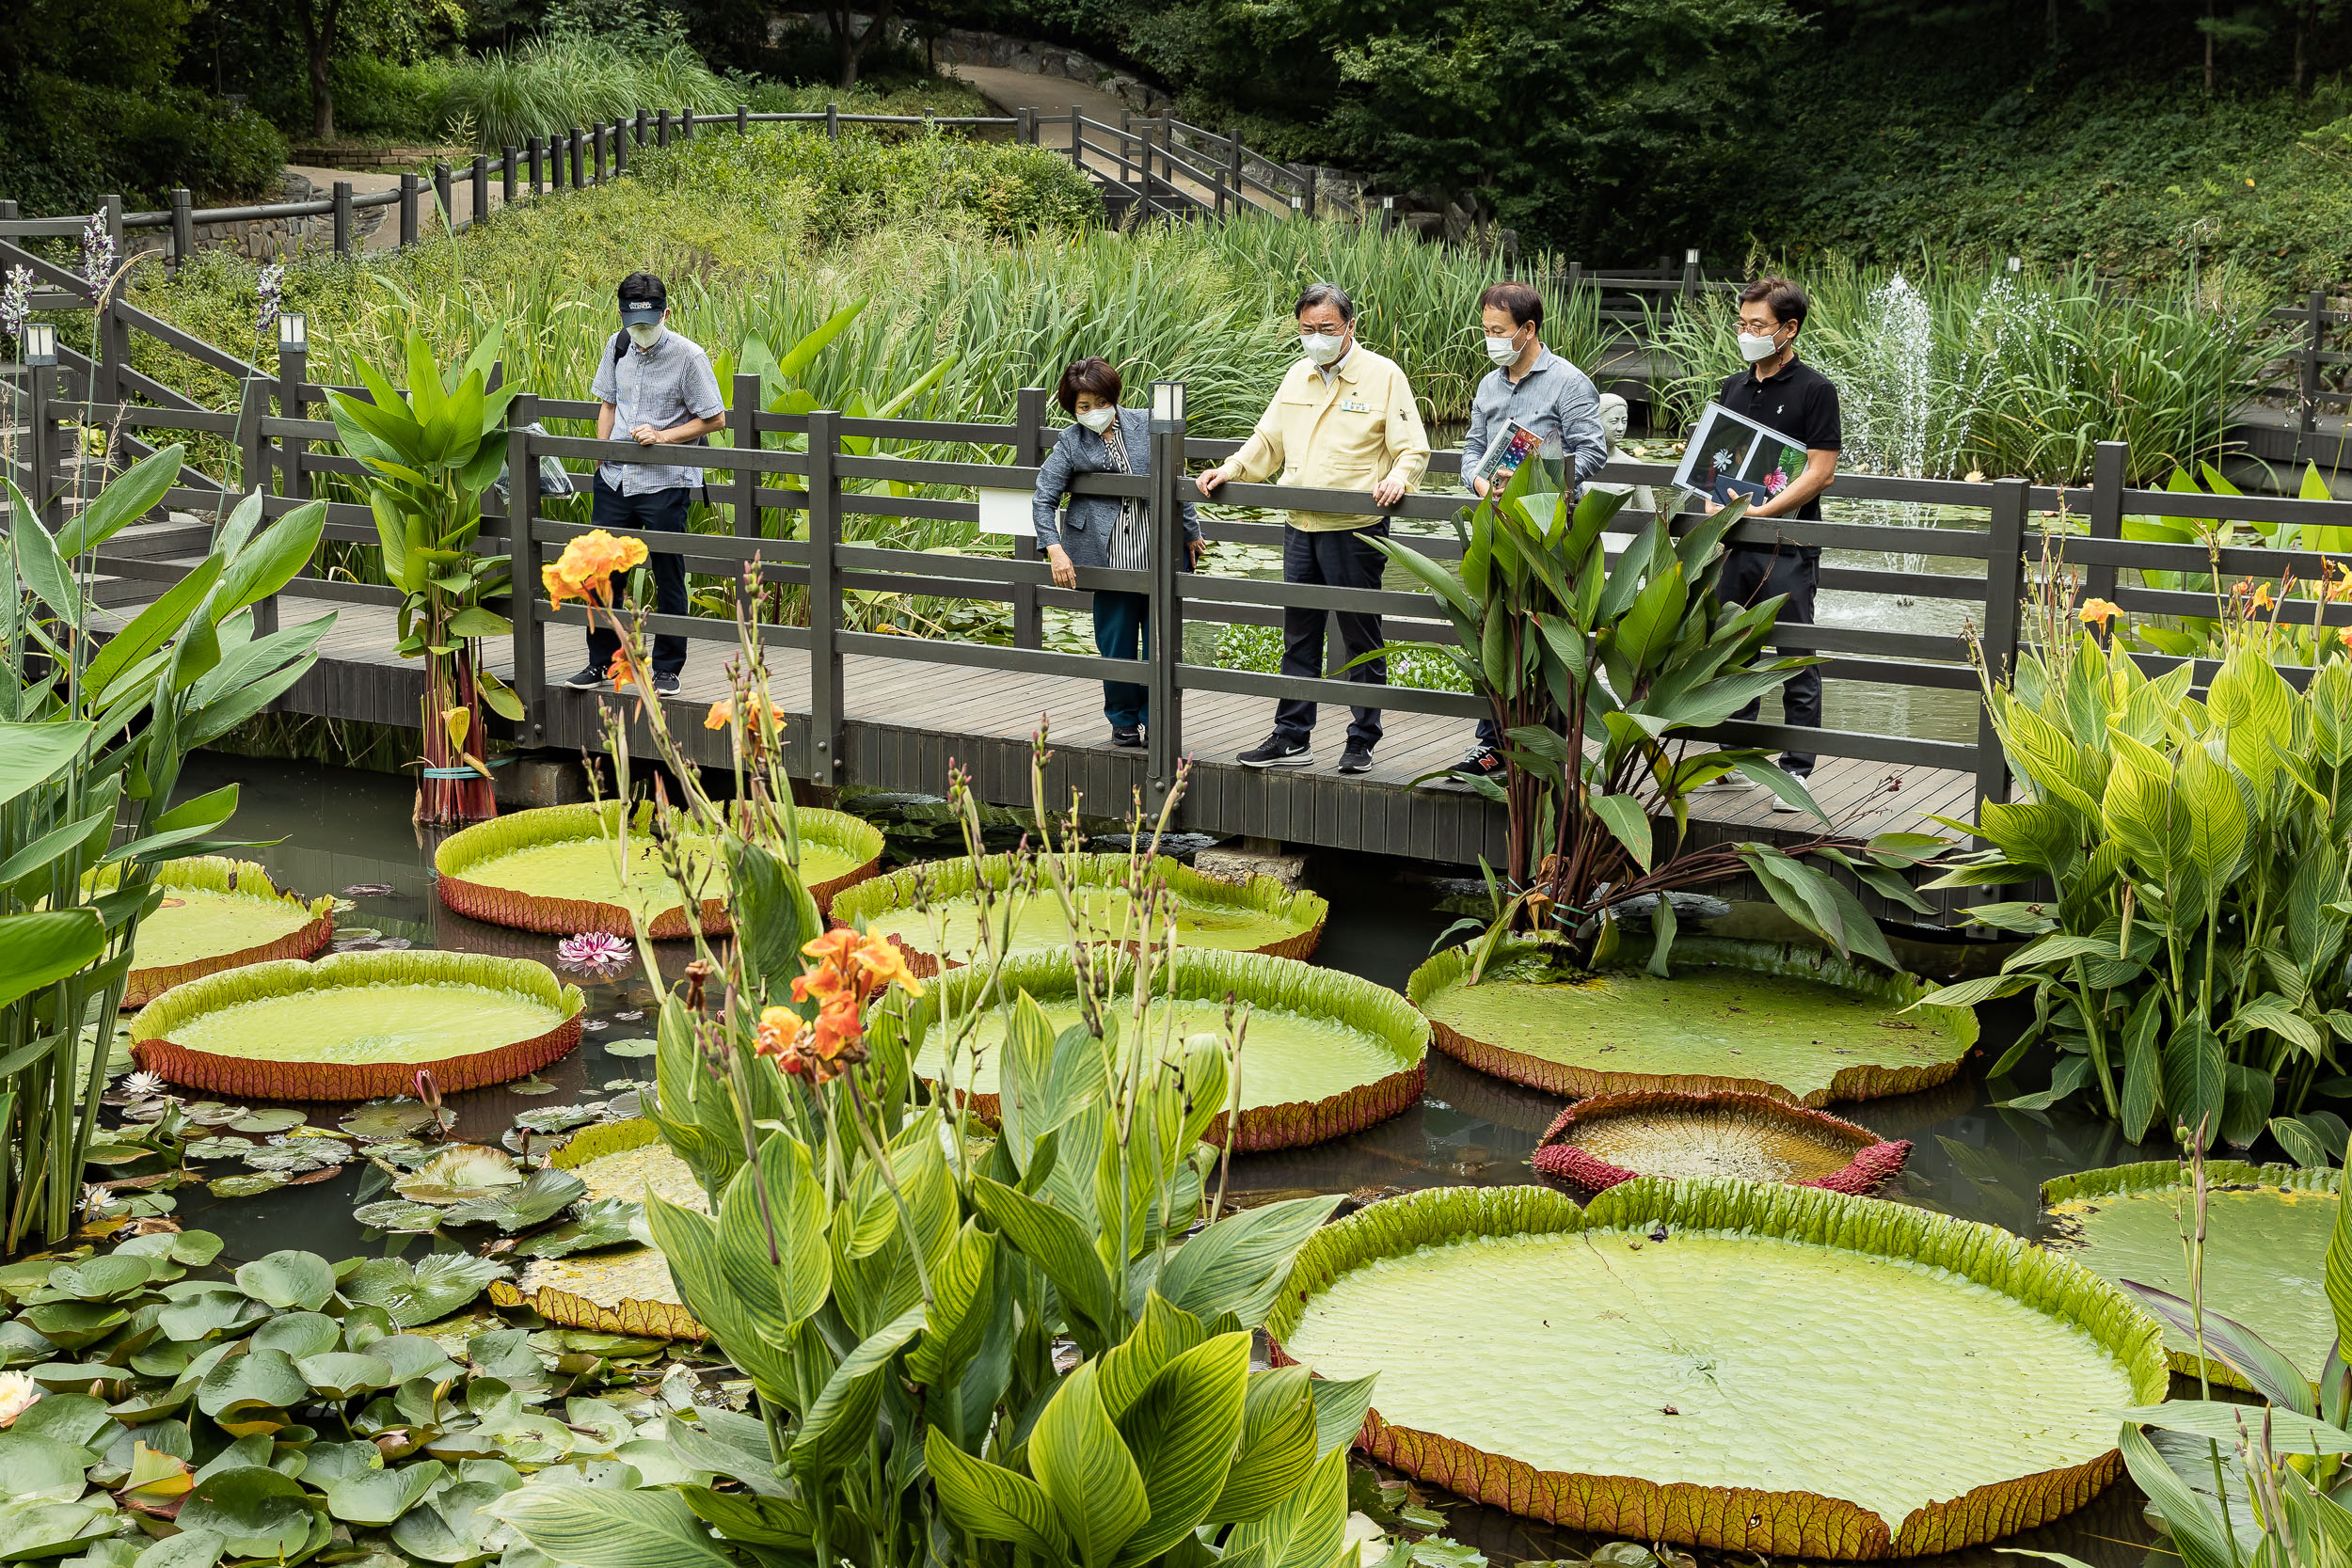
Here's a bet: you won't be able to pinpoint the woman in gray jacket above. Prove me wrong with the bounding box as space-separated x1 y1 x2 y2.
1030 358 1204 748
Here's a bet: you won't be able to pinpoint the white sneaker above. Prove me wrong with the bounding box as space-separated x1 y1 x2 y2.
1687 772 1754 796
1771 775 1815 814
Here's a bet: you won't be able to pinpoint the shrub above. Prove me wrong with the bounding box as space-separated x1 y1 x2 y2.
0 77 288 212
434 34 740 152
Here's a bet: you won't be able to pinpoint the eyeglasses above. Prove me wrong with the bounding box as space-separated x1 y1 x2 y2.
1737 319 1785 336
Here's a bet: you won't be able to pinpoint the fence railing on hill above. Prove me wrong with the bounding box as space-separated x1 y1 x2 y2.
17 314 2352 834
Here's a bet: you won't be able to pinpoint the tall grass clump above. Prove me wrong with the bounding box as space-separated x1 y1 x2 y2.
436 34 739 152
1657 258 2272 483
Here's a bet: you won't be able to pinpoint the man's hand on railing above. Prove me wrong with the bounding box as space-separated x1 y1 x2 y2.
1196 466 1228 496
1373 475 1408 508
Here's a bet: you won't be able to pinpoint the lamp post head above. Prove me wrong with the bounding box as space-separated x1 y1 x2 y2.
278 312 307 353
23 322 56 367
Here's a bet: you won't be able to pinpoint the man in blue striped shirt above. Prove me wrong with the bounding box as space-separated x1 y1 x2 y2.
1448 281 1609 786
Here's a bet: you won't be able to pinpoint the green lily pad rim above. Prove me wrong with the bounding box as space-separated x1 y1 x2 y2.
2038 1159 2335 1207
830 850 1330 940
1405 935 1978 1107
882 948 1429 1151
98 856 337 1008
1264 1178 2169 1560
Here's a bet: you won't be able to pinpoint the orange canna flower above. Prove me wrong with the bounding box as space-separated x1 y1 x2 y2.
850 931 925 998
790 963 850 1008
606 650 644 689
2077 598 2122 627
706 697 790 731
2338 626 2352 648
2250 582 2276 612
544 530 650 608
755 1006 797 1058
801 927 865 970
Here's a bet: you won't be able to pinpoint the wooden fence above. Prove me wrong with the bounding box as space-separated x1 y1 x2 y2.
18 311 2352 836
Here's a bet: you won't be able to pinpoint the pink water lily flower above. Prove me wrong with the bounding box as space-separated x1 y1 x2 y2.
555 931 634 974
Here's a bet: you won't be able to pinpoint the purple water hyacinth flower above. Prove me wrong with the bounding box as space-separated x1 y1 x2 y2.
257 263 285 335
0 267 29 348
79 214 116 294
556 931 633 974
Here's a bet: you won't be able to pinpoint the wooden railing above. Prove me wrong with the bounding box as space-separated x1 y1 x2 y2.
24 329 2352 830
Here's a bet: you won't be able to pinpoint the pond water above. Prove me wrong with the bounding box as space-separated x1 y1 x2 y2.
159 752 2182 1566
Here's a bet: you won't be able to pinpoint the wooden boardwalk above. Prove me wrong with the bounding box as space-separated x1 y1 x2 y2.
275 591 1979 871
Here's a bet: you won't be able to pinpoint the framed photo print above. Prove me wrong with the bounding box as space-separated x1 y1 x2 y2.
1672 402 1808 507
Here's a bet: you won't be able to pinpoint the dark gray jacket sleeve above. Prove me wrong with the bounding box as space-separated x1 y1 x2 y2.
1030 430 1074 553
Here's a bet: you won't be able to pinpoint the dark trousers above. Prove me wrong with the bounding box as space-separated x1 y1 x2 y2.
1094 590 1150 728
585 474 691 677
1274 522 1387 751
1718 545 1821 770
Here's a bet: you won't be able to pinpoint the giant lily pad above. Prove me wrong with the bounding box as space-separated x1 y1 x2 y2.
487 1120 704 1339
1533 1091 1911 1194
833 852 1327 976
131 950 584 1100
2042 1161 2335 1391
434 801 883 937
900 950 1426 1150
1408 938 1975 1106
103 858 335 1008
1267 1180 2166 1560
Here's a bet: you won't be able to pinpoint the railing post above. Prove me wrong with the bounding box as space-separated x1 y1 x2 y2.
657 110 672 149
731 372 760 540
616 119 631 176
91 196 126 408
277 338 307 506
432 161 453 232
470 154 489 225
1975 478 2029 817
2083 439 2128 616
806 409 845 782
398 173 419 246
170 188 193 272
590 125 605 184
1302 165 1315 219
635 108 648 146
737 103 748 136
569 128 584 188
1679 248 1700 304
1016 105 1033 145
1227 133 1243 217
26 360 55 530
2301 288 2325 466
527 137 543 196
510 394 547 743
1071 110 1083 176
333 180 353 256
501 148 517 207
234 376 266 546
824 102 837 140
1146 386 1186 801
1012 386 1047 650
680 106 695 138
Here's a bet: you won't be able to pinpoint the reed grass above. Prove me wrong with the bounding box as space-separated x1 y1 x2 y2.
1654 258 2271 483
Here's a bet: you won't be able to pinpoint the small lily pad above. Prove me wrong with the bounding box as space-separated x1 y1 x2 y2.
513 1105 599 1135
183 1103 249 1128
352 1200 447 1234
229 1110 308 1135
182 1137 254 1162
516 1198 642 1259
207 1174 286 1198
342 1255 507 1328
442 1170 587 1232
599 1038 656 1059
341 1101 440 1140
507 1077 561 1097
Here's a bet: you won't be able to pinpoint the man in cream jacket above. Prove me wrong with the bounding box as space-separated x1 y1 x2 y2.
1199 282 1431 774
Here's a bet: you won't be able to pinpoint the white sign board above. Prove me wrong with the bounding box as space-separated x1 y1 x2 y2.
976 487 1036 539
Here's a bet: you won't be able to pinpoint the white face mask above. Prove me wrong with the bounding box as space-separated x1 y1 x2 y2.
1484 330 1524 368
1737 329 1783 363
626 321 664 349
1299 330 1346 367
1075 405 1117 434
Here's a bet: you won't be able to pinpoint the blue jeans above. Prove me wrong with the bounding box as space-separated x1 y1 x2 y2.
586 474 691 676
1094 590 1150 727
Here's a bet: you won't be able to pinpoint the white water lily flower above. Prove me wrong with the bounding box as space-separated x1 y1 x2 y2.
0 1371 43 1427
81 1183 119 1216
119 1071 168 1100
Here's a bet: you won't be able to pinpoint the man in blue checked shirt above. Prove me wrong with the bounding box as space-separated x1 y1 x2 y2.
1442 280 1608 788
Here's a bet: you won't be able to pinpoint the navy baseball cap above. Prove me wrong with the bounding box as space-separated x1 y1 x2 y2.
617 273 667 325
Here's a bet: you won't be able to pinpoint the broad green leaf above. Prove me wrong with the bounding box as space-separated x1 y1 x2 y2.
1027 1361 1149 1568
233 1250 337 1310
81 560 224 703
1116 1333 1251 1561
56 445 183 558
2118 1281 2314 1418
214 500 326 618
173 1467 312 1560
789 1305 926 1478
0 911 107 1009
1588 795 1652 874
492 1486 739 1568
970 1175 1116 1341
0 722 92 809
1220 1440 1350 1568
1159 1195 1344 1327
927 1431 1065 1556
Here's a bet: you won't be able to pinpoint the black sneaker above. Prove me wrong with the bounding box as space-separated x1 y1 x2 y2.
1454 748 1505 784
561 665 604 690
1336 745 1375 775
653 672 682 697
1110 725 1144 750
1238 735 1311 768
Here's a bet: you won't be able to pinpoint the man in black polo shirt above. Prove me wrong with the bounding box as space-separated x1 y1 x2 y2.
1703 276 1841 811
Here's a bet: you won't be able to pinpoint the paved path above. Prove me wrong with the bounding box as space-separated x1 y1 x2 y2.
941 64 1287 214
280 162 519 254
